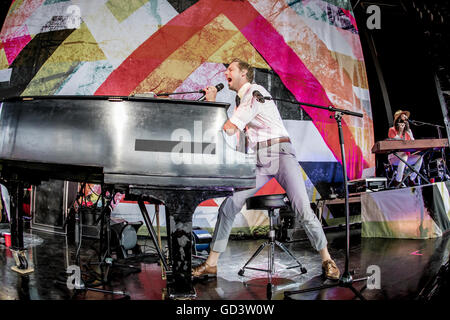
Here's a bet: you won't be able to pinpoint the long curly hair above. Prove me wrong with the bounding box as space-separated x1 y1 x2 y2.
394 114 410 132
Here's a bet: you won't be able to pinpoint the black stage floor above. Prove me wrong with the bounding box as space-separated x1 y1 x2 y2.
0 223 449 301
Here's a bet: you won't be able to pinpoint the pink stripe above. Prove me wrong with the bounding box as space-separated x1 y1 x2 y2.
3 31 31 65
237 14 367 178
342 8 358 32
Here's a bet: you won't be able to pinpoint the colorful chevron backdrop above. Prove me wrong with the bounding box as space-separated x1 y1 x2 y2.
0 0 374 205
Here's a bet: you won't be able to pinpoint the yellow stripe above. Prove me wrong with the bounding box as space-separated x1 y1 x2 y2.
42 22 106 63
106 0 148 23
132 14 268 94
328 50 369 90
21 22 106 95
0 49 9 70
21 61 79 95
209 32 270 70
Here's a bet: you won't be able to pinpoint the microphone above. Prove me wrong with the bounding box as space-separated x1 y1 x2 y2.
198 83 225 101
199 83 224 94
252 90 265 103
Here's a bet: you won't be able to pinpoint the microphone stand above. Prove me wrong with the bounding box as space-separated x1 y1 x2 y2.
409 119 445 129
264 96 368 300
62 183 129 298
154 89 207 101
156 82 225 101
155 90 203 97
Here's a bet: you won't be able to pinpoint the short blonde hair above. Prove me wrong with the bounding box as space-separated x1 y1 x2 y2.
230 58 254 83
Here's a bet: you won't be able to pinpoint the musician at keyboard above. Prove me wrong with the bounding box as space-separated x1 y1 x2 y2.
388 109 423 187
192 58 340 281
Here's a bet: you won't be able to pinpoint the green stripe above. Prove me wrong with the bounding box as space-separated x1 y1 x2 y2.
44 0 70 5
287 0 355 33
321 0 352 11
362 221 442 239
106 0 149 23
324 215 361 226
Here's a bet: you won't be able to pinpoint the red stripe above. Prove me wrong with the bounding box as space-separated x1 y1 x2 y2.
255 178 285 196
95 0 223 95
198 199 218 207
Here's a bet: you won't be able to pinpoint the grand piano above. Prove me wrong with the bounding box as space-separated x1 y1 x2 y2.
0 95 256 298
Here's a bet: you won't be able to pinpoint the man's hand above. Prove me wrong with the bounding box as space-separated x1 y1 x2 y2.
398 122 405 135
204 85 218 102
223 120 238 136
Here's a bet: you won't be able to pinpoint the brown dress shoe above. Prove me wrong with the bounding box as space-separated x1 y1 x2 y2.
192 262 217 278
322 259 340 280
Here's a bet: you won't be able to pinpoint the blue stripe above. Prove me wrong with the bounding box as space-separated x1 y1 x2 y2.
300 161 345 198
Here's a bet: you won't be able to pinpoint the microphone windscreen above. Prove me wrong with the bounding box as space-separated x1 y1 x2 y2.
252 90 265 103
216 83 224 92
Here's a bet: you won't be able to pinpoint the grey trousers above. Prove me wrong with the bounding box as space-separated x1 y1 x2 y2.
211 142 327 252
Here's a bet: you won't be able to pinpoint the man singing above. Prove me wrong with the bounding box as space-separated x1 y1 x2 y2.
192 58 340 280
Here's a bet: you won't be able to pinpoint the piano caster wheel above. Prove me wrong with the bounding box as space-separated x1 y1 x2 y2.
11 250 34 275
301 267 307 274
266 283 272 300
12 250 28 269
18 254 28 270
238 269 245 276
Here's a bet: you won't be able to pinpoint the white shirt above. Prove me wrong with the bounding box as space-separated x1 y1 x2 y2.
229 83 289 148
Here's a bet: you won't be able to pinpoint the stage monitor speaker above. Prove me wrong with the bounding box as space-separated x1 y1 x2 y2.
31 179 78 234
314 195 361 228
348 177 387 193
110 218 143 259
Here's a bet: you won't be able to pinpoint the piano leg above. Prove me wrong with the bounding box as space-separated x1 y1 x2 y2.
165 211 195 299
9 181 34 275
129 188 232 299
162 190 234 299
